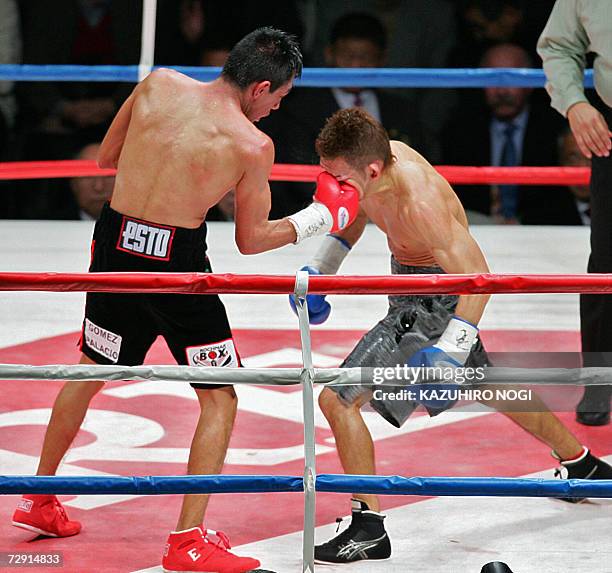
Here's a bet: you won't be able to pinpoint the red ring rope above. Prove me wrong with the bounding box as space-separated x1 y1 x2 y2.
0 161 591 185
1 272 611 295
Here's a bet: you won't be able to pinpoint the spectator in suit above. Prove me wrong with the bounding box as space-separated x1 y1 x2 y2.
18 1 141 140
19 140 114 221
260 12 424 218
156 1 303 66
450 0 527 68
305 0 456 161
0 0 21 219
442 43 566 224
523 128 592 226
156 1 230 66
13 0 140 219
448 0 558 169
0 0 20 151
558 128 591 225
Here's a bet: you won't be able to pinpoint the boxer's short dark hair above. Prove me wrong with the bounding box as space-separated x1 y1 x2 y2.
222 27 302 92
316 108 393 169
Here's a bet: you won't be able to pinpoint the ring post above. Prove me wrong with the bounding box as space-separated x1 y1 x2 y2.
138 0 157 82
294 270 316 573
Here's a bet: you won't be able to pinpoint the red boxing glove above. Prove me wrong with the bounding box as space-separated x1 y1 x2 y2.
314 171 360 232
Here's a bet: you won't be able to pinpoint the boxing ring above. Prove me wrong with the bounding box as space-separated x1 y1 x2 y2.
1 220 612 572
2 229 612 572
1 9 612 572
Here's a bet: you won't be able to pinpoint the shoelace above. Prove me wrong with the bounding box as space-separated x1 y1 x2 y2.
204 529 232 551
52 498 69 522
319 517 357 549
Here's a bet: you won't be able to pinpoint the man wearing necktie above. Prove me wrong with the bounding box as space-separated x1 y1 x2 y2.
442 43 566 225
483 45 532 224
324 13 384 122
498 122 519 221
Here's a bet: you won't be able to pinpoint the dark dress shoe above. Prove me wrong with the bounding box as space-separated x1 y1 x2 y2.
576 386 611 426
576 410 610 426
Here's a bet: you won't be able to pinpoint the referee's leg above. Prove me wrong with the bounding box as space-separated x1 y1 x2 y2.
578 104 612 426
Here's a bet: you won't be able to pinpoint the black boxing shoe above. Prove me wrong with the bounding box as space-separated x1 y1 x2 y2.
314 499 391 564
553 447 612 503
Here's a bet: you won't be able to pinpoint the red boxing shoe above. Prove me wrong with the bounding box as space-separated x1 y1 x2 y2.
162 527 260 573
12 494 81 537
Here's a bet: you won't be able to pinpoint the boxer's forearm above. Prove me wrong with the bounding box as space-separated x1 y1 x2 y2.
235 218 298 254
453 242 490 326
432 230 490 326
454 294 489 327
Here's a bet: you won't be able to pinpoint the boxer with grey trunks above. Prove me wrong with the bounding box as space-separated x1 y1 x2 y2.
291 107 612 565
333 257 490 427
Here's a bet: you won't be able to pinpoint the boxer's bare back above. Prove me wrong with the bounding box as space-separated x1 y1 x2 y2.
98 69 292 229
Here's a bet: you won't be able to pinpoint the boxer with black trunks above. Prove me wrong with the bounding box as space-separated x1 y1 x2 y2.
290 108 612 564
81 204 239 382
11 28 360 573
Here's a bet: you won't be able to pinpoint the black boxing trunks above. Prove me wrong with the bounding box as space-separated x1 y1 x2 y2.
329 257 490 426
79 203 239 389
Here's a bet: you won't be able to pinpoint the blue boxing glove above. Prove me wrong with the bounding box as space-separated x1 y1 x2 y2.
407 316 479 370
289 235 352 324
289 266 331 324
407 316 479 411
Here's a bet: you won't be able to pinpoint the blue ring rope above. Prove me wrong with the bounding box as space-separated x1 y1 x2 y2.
0 475 303 495
0 65 595 88
317 474 612 498
2 474 611 498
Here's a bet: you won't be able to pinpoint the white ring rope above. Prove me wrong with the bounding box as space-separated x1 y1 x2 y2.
0 363 611 386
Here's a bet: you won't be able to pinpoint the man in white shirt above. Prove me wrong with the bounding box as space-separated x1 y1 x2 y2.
538 0 612 425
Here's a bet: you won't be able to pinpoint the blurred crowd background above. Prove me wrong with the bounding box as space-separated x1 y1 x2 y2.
0 0 594 225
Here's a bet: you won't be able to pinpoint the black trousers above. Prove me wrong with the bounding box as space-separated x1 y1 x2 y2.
579 102 612 407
